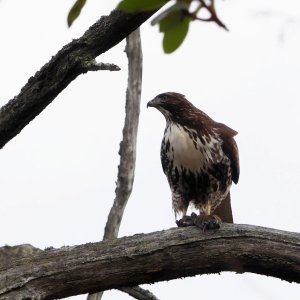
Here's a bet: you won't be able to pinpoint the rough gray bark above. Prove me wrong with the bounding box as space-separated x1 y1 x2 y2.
88 29 157 300
0 244 41 261
0 8 162 149
103 29 143 241
1 224 299 300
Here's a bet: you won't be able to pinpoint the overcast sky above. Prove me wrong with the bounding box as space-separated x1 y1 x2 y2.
0 0 300 299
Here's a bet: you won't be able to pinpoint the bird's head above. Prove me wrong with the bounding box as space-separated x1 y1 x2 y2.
147 92 195 121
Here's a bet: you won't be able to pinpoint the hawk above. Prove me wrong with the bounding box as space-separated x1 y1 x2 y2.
147 92 239 229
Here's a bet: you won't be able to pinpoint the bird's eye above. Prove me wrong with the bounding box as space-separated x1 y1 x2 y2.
160 95 167 101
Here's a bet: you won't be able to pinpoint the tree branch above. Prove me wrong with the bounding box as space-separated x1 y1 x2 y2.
80 60 121 72
191 0 228 31
0 8 161 149
1 224 299 299
87 29 153 300
119 286 159 300
103 29 143 241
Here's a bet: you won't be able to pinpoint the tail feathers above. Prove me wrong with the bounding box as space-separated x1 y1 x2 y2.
214 192 233 223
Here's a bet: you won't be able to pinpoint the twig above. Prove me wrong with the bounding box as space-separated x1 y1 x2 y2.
196 0 228 30
81 60 121 72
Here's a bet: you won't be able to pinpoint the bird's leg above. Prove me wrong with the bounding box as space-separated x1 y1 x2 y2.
193 202 222 231
176 206 196 227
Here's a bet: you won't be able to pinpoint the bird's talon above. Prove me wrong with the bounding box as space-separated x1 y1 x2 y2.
194 214 221 231
191 212 198 219
176 215 196 227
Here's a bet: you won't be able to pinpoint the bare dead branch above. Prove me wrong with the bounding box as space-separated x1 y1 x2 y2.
88 29 153 300
119 286 159 300
103 29 143 241
0 224 299 299
0 8 161 150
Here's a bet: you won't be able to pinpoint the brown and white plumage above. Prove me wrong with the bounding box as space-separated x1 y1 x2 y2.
147 92 239 228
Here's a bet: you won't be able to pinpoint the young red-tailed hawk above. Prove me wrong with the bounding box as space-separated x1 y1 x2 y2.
147 92 239 230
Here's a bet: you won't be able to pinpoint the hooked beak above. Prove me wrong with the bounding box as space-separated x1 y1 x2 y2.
147 97 161 109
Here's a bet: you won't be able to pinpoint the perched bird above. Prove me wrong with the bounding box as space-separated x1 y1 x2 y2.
147 92 239 229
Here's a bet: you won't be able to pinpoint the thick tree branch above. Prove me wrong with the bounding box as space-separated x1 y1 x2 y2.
1 224 299 299
0 8 162 149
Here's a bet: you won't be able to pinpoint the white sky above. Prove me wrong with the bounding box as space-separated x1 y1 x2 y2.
0 0 299 299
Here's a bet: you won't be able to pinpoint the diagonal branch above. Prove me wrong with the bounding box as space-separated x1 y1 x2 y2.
0 8 163 150
0 224 299 299
119 286 159 300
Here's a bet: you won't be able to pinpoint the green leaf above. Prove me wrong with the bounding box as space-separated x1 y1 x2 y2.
118 0 168 12
160 10 178 32
152 1 190 26
160 12 191 53
67 0 87 27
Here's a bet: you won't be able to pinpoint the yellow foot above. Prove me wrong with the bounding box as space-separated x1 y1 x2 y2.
193 214 222 231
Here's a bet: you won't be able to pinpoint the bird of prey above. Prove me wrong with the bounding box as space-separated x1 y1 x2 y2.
147 92 239 230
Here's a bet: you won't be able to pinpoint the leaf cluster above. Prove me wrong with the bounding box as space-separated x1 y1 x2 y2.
67 0 226 53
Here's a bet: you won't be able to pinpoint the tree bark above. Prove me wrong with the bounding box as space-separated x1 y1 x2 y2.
0 8 162 149
1 224 299 299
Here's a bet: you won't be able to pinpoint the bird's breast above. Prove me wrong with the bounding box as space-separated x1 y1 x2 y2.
163 123 220 172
